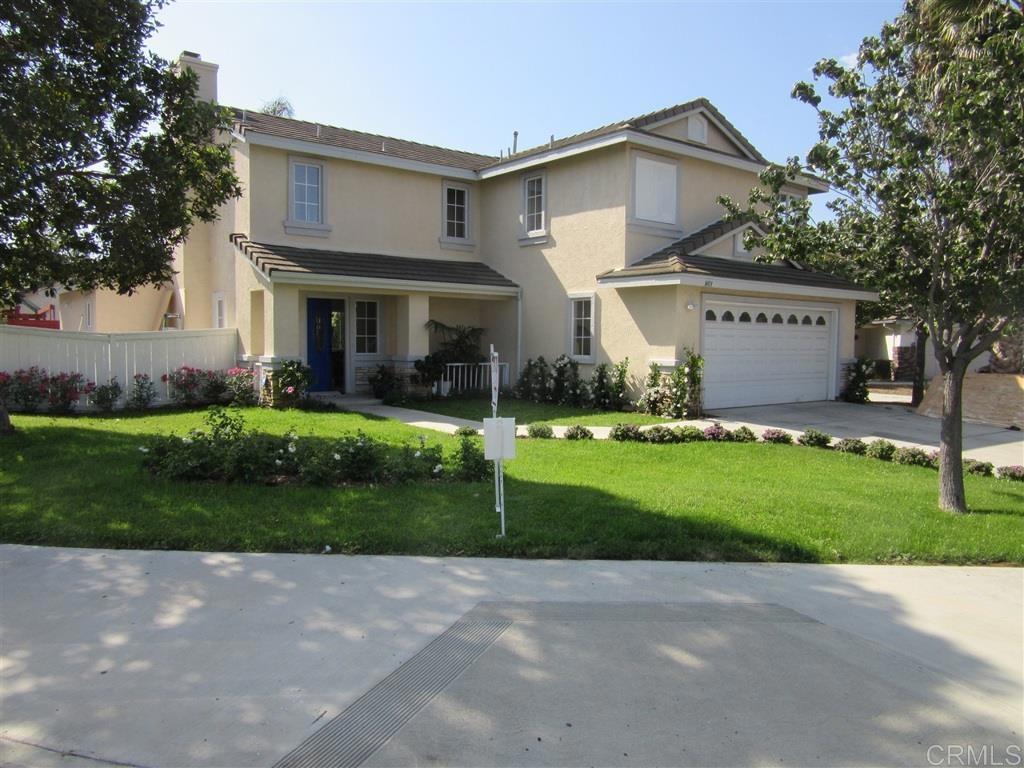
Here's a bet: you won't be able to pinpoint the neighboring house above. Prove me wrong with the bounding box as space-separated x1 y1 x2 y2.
856 319 988 381
105 52 879 408
6 286 174 333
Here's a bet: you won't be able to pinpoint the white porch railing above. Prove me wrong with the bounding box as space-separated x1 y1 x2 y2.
444 362 510 393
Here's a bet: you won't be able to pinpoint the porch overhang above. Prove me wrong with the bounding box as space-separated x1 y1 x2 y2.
230 234 519 298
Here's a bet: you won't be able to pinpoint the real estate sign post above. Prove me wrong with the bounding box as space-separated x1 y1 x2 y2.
484 346 514 538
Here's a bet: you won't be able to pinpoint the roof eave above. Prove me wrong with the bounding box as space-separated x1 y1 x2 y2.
267 270 519 297
597 271 878 301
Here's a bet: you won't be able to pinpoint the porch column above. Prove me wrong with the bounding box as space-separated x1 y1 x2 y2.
396 294 430 361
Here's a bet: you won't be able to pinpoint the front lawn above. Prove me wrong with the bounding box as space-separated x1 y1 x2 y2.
1 409 1021 564
402 396 668 426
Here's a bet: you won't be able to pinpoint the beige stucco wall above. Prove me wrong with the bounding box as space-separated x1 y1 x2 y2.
95 286 168 332
647 115 745 157
248 145 480 262
58 291 94 332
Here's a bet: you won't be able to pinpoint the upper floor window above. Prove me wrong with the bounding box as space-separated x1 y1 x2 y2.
524 174 545 235
443 182 469 240
633 154 677 226
355 300 378 354
688 114 708 144
291 162 322 224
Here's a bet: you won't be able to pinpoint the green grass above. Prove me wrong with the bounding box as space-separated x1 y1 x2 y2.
403 396 668 426
2 408 1022 564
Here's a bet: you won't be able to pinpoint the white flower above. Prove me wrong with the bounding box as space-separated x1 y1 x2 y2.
333 453 341 461
433 464 444 475
137 446 149 453
181 437 192 445
275 459 282 466
414 450 421 458
287 442 297 454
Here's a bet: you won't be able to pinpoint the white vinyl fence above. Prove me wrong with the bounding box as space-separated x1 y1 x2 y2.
0 325 239 407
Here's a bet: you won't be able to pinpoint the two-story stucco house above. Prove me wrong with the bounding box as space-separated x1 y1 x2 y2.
133 52 877 409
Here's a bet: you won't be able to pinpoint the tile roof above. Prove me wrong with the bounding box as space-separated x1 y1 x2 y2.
229 235 518 289
598 217 869 293
232 109 498 171
484 97 768 169
231 97 770 174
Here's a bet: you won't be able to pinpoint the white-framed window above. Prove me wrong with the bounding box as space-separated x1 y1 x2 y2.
212 292 226 329
569 293 595 363
442 181 469 241
633 154 677 226
291 161 322 224
688 114 708 144
355 300 378 354
524 173 546 236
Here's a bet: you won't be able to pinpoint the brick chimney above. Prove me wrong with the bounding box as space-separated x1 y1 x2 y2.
176 51 218 103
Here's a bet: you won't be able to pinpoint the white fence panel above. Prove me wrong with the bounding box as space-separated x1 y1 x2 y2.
0 325 239 406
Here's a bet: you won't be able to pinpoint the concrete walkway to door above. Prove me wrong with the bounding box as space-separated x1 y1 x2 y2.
711 401 1023 467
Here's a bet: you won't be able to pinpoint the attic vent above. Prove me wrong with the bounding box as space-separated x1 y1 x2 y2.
315 124 321 139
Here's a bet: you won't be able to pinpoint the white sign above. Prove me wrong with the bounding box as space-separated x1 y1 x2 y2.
483 418 516 461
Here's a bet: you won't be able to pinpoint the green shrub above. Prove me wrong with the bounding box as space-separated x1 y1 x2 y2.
10 367 48 412
730 426 757 443
963 458 994 477
703 423 731 442
161 366 207 405
274 360 315 407
609 423 645 442
893 446 932 467
644 424 676 443
590 364 614 411
673 425 705 442
833 437 868 455
225 367 258 406
636 363 668 416
997 465 1024 481
797 428 833 448
609 358 630 410
527 423 555 439
841 358 874 404
866 439 896 461
564 424 594 440
90 378 122 413
200 370 228 403
127 373 157 410
47 372 96 414
761 429 793 444
453 425 480 437
450 433 490 481
368 365 402 400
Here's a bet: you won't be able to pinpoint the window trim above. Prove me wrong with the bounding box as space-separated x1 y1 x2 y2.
284 156 332 237
521 171 548 242
630 151 679 229
212 291 226 329
440 180 474 248
354 299 379 356
567 291 596 364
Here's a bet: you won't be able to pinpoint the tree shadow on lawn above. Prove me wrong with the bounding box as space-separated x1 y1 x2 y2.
1 423 820 563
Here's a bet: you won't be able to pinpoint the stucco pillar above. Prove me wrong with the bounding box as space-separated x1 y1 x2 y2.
396 294 430 361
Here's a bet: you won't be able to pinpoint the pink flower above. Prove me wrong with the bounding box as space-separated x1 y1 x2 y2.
285 386 295 394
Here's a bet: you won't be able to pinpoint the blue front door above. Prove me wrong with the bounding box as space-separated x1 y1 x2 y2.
307 298 332 391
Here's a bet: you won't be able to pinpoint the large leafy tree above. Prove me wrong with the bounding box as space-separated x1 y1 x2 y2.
723 0 1023 513
0 0 240 433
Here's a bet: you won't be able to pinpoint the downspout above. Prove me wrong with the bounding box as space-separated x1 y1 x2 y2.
516 287 523 383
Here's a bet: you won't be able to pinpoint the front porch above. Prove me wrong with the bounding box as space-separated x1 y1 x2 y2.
229 235 520 394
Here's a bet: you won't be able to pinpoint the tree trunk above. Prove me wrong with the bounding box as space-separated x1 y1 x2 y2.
911 324 929 407
0 403 13 435
938 364 968 514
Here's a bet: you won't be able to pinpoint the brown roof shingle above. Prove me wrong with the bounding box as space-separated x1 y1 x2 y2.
598 217 870 293
230 235 518 290
232 109 498 171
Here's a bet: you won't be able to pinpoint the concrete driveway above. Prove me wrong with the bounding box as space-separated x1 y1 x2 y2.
710 401 1023 466
1 545 1021 767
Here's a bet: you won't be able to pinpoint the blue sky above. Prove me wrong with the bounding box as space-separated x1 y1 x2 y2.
149 1 903 212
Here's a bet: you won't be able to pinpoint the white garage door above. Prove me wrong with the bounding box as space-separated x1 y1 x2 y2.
702 299 836 409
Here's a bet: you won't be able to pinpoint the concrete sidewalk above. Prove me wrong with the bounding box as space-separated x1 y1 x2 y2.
1 546 1020 767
